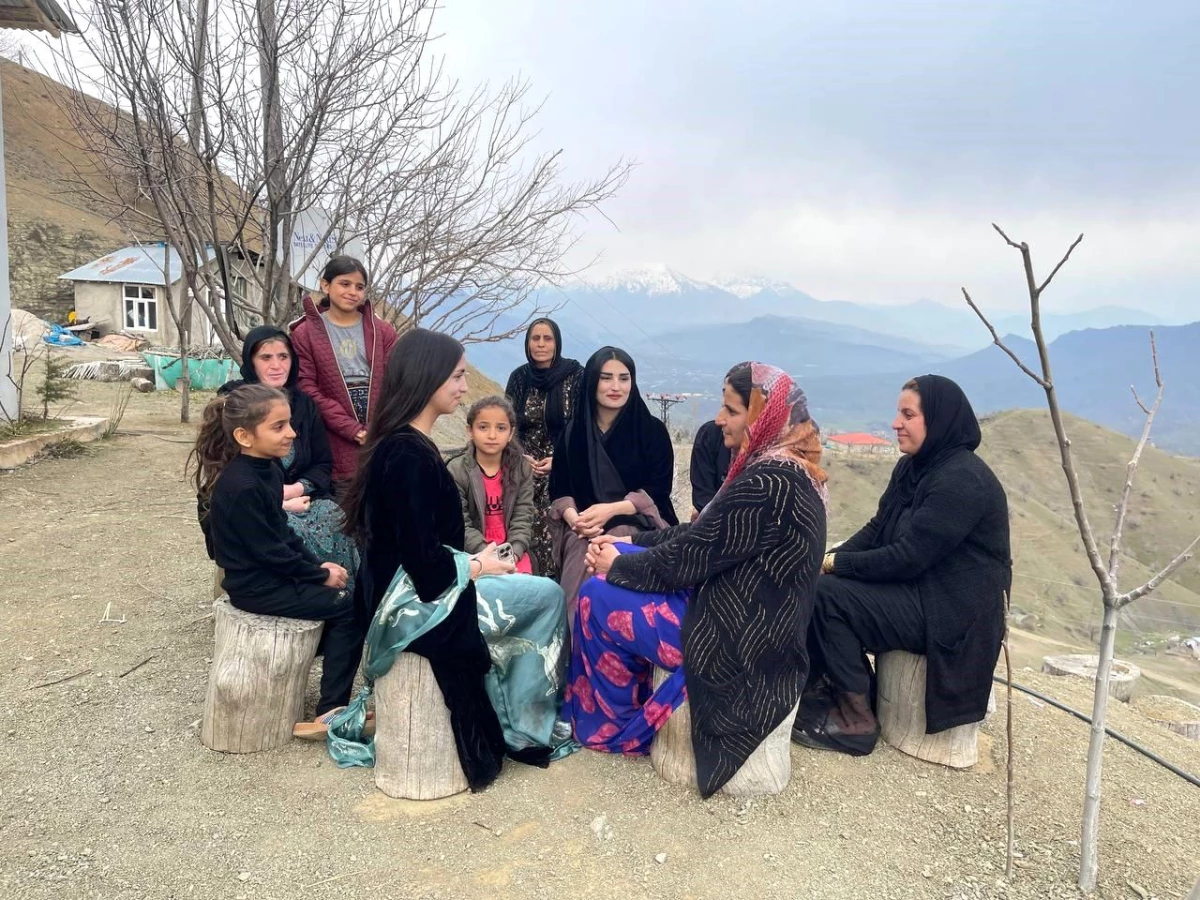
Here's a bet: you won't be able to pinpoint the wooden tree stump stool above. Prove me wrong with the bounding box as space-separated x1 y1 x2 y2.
1137 694 1200 741
649 667 798 797
374 653 468 800
201 598 323 753
876 650 978 769
1041 654 1140 702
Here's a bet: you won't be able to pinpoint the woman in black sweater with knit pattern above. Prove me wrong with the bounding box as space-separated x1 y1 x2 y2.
794 375 1011 756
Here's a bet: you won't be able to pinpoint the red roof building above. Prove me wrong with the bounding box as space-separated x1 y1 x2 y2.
825 432 897 455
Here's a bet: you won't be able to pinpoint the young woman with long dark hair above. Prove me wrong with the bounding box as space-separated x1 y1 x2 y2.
342 329 568 790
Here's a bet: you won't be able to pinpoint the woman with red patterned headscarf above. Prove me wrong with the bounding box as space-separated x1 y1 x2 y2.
565 362 828 799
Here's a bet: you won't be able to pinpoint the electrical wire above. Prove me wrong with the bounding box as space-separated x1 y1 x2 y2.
994 676 1200 790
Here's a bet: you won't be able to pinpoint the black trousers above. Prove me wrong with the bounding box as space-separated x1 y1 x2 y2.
808 574 925 697
232 582 363 716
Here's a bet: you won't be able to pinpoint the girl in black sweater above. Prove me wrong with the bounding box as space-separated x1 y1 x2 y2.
190 384 362 736
794 375 1011 756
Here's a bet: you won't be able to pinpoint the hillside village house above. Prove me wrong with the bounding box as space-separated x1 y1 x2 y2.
60 244 265 348
0 0 79 421
824 432 898 457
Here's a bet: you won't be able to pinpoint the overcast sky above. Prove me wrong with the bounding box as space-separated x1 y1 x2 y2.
438 1 1199 316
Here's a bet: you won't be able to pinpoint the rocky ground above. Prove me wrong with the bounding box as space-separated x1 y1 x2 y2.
0 379 1197 900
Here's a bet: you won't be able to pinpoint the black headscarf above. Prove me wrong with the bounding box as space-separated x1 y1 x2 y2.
877 374 981 545
507 318 583 442
550 346 678 528
219 325 300 394
216 325 333 498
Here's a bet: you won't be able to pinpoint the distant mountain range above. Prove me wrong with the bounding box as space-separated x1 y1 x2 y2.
802 322 1200 455
462 265 1197 454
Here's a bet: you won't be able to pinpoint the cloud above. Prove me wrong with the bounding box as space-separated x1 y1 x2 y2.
439 0 1200 313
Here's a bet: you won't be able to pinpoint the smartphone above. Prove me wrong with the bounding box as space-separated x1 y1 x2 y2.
495 543 515 565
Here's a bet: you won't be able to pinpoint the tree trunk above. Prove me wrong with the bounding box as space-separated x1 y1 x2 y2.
178 342 191 423
876 651 979 769
649 667 797 797
1079 603 1119 892
374 653 468 800
200 598 323 753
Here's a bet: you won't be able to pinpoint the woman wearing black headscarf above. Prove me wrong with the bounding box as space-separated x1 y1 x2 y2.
548 346 678 620
505 318 584 578
793 375 1011 757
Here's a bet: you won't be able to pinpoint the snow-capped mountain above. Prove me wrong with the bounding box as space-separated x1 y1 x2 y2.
590 264 715 296
708 275 798 299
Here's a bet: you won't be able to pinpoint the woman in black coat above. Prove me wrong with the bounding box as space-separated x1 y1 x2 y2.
794 375 1011 756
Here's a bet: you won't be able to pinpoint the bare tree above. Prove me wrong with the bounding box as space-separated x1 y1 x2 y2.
963 224 1200 892
52 0 627 378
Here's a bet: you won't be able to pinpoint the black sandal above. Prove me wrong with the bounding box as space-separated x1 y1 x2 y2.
791 710 879 757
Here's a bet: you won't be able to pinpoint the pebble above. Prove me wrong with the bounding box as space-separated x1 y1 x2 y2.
589 815 612 842
144 726 154 734
238 872 250 882
654 853 667 864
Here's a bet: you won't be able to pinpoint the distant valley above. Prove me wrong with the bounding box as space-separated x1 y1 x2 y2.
466 266 1199 455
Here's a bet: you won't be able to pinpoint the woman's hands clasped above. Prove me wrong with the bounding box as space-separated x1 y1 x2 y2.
585 534 622 576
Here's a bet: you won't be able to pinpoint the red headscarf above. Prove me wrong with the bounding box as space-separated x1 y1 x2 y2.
724 362 828 505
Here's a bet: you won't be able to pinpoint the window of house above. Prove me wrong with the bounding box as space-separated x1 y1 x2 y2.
123 284 158 331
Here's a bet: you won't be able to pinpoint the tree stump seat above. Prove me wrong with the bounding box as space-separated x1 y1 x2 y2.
1041 654 1141 702
876 650 979 769
374 652 468 800
201 597 324 753
649 667 798 797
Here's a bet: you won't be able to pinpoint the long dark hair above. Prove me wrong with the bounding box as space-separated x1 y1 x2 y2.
466 395 526 494
342 328 465 543
187 384 287 498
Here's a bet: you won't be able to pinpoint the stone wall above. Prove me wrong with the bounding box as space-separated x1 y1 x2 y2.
7 215 112 322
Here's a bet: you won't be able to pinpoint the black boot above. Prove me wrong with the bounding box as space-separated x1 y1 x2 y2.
791 692 879 757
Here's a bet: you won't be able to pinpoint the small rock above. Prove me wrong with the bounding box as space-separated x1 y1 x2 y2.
589 815 612 842
654 853 667 864
237 872 250 882
144 726 154 734
1126 881 1149 900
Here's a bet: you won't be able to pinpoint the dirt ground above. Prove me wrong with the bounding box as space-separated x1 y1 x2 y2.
1 380 1198 900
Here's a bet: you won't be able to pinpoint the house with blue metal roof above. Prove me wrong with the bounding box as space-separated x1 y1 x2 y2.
60 243 264 348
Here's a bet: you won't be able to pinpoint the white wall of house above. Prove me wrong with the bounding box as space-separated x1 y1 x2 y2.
70 257 265 350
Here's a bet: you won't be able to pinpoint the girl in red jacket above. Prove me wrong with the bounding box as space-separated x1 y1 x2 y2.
291 256 397 486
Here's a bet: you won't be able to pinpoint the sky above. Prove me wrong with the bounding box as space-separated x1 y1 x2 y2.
436 0 1200 317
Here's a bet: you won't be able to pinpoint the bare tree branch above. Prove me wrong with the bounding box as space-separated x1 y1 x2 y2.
1107 332 1164 581
1036 232 1085 296
49 0 627 362
1117 534 1200 608
961 287 1049 389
